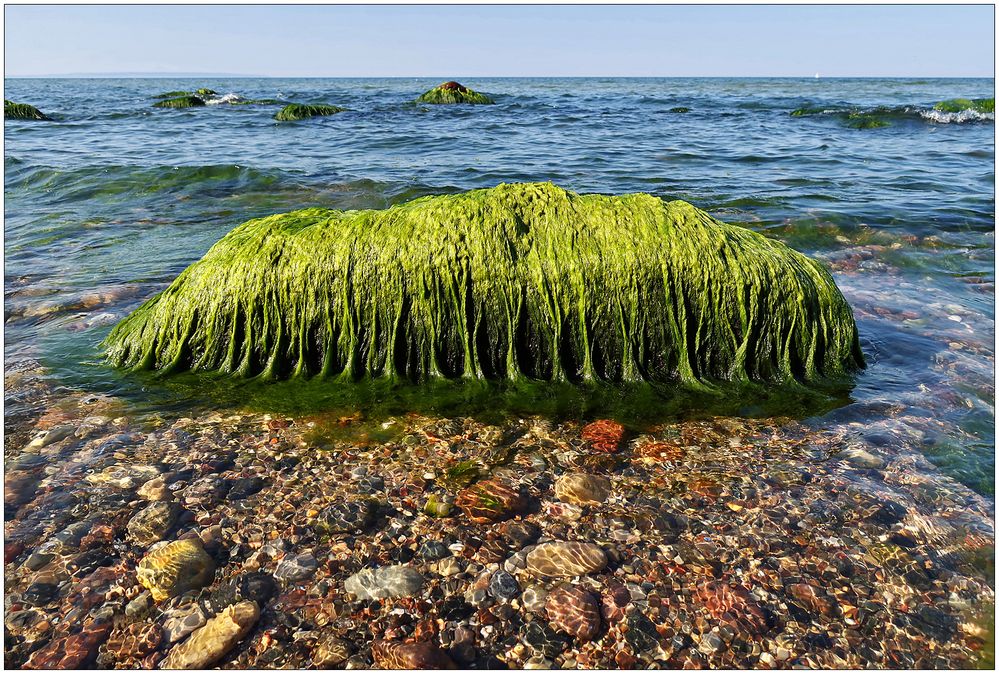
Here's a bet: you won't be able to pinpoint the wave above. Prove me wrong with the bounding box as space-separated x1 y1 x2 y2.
790 102 994 128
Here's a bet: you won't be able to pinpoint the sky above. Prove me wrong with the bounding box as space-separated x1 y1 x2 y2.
4 4 995 78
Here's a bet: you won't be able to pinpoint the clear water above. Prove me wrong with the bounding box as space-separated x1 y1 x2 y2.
4 77 995 493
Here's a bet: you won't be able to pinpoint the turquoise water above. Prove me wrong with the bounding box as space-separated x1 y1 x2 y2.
4 77 995 492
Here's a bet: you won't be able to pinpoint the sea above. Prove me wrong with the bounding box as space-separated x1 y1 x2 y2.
4 76 995 495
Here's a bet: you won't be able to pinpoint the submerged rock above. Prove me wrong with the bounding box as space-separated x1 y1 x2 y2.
372 639 455 669
581 420 626 454
127 501 180 546
545 584 601 641
104 183 863 386
159 600 260 669
455 478 527 523
136 538 216 601
274 103 345 121
5 100 50 120
555 473 611 505
344 565 425 600
417 81 494 105
526 541 608 577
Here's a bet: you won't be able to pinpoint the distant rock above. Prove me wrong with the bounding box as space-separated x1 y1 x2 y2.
5 100 51 121
274 103 345 121
416 81 494 105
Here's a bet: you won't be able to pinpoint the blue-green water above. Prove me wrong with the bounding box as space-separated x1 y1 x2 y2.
4 77 995 493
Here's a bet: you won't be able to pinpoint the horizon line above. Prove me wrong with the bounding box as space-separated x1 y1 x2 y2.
6 74 995 80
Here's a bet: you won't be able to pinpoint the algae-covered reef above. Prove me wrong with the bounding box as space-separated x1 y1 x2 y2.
153 95 206 109
417 81 494 105
935 98 994 113
5 100 50 120
104 183 863 385
274 104 346 121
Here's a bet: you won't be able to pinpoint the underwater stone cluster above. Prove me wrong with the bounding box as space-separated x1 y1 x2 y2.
104 182 864 386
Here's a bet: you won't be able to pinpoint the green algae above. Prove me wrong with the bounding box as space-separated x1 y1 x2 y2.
153 96 206 109
5 100 51 121
153 90 195 99
790 106 828 117
934 98 994 114
274 104 346 121
417 81 494 105
104 182 864 387
845 111 891 129
195 88 217 97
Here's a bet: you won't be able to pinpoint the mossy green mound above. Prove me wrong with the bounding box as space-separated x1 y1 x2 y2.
274 104 346 121
934 98 994 114
417 81 494 105
195 88 217 97
5 100 50 120
153 95 206 109
152 88 217 99
104 183 864 385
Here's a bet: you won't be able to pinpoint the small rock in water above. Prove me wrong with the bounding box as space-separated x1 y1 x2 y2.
423 494 454 518
162 603 208 643
312 633 353 667
521 585 549 613
418 540 452 561
872 500 908 527
85 464 159 489
23 616 112 669
159 600 260 669
137 476 171 501
274 551 318 583
136 538 216 602
454 477 527 523
526 541 608 577
227 476 265 500
344 565 425 600
601 582 632 623
125 590 154 618
313 500 375 534
554 473 611 505
181 475 230 507
838 446 885 469
127 501 180 546
372 639 455 669
489 569 521 600
545 584 601 641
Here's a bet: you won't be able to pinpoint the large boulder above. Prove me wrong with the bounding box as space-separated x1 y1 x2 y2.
104 182 864 385
274 103 345 121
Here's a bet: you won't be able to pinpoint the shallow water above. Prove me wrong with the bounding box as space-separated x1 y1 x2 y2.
4 76 995 493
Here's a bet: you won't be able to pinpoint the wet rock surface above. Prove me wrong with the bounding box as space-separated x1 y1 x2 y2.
2 370 995 669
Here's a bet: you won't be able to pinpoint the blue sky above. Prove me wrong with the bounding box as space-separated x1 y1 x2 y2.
4 5 995 77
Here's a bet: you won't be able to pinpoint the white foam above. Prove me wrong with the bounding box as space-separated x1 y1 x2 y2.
919 108 994 124
206 93 244 106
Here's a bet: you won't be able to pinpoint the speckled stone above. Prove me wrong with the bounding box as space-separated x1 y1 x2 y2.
136 476 171 501
489 569 520 600
160 601 260 669
526 541 608 577
136 538 216 602
554 473 611 505
102 620 161 664
545 584 601 641
372 639 455 669
162 604 207 643
344 566 424 600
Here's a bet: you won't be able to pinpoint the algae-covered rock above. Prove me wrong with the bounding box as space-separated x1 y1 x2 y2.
136 538 215 601
274 103 345 121
195 88 217 97
934 98 994 114
104 182 864 386
668 107 690 113
5 100 50 121
417 81 494 105
153 95 206 109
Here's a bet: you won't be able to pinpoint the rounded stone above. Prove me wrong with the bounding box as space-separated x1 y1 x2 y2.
489 570 521 600
545 584 601 641
127 501 180 546
136 538 216 602
526 541 608 578
555 473 611 505
344 565 424 600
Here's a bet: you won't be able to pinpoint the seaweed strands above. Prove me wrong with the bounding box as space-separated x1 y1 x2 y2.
5 100 51 120
103 182 864 387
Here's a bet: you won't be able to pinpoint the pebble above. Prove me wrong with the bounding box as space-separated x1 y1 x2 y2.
344 565 425 600
554 473 611 505
127 501 180 546
521 585 549 613
312 634 353 667
160 600 260 669
526 541 608 577
137 476 171 501
162 604 208 643
313 500 375 534
372 639 455 669
455 478 527 523
545 584 601 641
274 552 318 583
838 446 885 469
489 570 520 600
